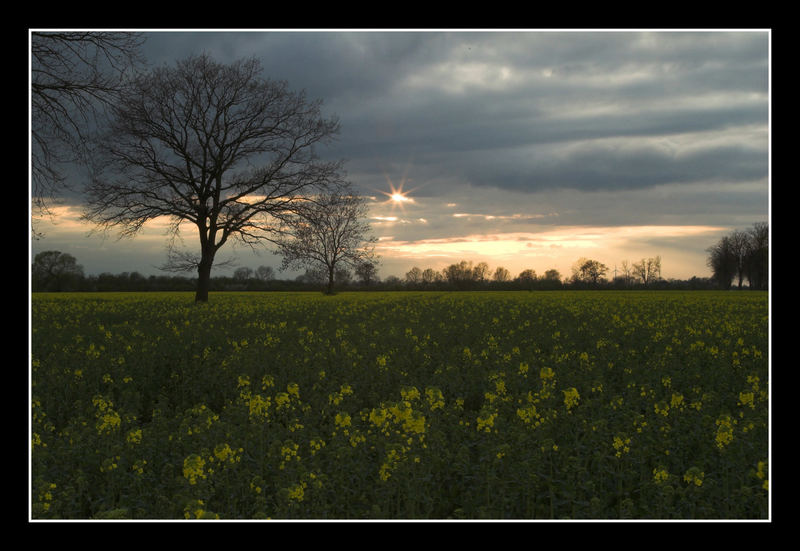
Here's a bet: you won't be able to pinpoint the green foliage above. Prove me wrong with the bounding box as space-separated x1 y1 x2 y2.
31 291 769 519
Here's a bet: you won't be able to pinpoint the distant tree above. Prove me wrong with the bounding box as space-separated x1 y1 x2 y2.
255 265 275 281
707 223 769 290
618 260 633 287
472 262 490 283
443 260 475 289
296 267 326 286
233 267 254 281
405 266 423 285
745 222 769 290
421 268 442 285
335 267 353 286
355 261 379 286
275 188 377 295
517 269 537 282
706 236 738 290
31 250 85 291
727 230 752 289
571 258 608 287
31 31 146 223
632 256 662 287
383 275 402 288
493 266 511 282
543 269 562 282
83 54 344 302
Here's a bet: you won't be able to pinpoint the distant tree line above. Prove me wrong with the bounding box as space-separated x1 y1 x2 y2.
706 222 768 290
33 250 737 293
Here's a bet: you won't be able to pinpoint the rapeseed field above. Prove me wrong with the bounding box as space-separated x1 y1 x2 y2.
30 291 769 519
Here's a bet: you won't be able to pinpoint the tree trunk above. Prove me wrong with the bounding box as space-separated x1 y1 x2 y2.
195 254 213 302
326 266 335 295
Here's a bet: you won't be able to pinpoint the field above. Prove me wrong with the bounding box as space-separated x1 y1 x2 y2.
30 290 769 520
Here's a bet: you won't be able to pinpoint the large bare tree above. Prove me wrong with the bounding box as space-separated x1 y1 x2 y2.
31 31 145 220
83 54 344 302
275 188 377 295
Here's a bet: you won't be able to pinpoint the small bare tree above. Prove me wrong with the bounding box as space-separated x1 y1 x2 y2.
632 256 662 287
275 188 377 295
82 54 343 302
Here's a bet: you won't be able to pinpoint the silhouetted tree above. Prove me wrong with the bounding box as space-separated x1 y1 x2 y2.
707 235 738 290
31 250 84 291
83 54 344 302
728 230 752 289
571 258 608 287
632 256 662 287
443 260 475 290
493 266 511 282
472 262 490 284
233 267 254 281
421 268 442 285
276 188 377 295
707 223 769 290
516 269 537 290
543 269 562 283
745 222 769 290
31 31 146 225
405 266 423 286
255 265 275 281
355 261 379 286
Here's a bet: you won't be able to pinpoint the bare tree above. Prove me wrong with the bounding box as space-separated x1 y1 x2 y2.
421 268 441 285
472 262 490 284
31 31 145 222
255 265 275 281
745 222 769 290
493 266 511 282
619 260 632 287
727 230 751 289
405 266 423 285
571 258 608 287
355 261 379 286
31 250 85 291
275 188 377 295
233 267 254 281
82 54 343 302
516 268 537 290
543 269 562 282
632 256 662 287
706 235 737 290
442 260 475 289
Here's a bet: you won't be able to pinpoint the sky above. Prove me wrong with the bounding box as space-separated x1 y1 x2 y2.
30 29 771 282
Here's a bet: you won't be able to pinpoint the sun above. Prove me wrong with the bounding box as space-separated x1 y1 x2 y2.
375 176 417 210
391 191 410 204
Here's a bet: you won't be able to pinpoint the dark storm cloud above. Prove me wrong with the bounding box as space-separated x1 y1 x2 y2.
129 31 772 203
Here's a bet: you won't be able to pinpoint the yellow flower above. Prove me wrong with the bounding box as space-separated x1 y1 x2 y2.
286 482 306 502
738 391 755 409
400 386 420 402
562 387 580 411
476 411 497 433
612 435 631 457
182 454 207 485
715 414 735 450
652 466 669 484
334 412 351 429
126 429 142 444
132 459 147 475
425 387 445 410
683 467 704 487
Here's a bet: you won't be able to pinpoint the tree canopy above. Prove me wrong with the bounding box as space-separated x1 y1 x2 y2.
82 54 345 301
